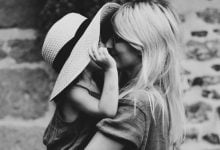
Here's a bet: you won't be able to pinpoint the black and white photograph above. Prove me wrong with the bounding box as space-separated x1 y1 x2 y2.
0 0 220 150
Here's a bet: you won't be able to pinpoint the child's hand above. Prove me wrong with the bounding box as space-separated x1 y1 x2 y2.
89 43 116 71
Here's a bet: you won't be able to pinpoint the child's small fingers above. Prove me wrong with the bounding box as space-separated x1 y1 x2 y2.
102 48 109 56
101 48 110 59
92 42 98 50
98 48 106 58
92 45 101 60
88 48 95 60
89 44 99 61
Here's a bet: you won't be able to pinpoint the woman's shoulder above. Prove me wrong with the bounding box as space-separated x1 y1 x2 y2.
121 90 151 103
120 89 165 113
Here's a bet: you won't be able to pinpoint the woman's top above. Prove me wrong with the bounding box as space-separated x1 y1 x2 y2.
96 90 171 150
43 87 171 150
43 85 100 150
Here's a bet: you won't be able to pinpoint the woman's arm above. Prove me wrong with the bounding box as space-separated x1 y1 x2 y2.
85 96 147 150
85 97 147 150
85 132 124 150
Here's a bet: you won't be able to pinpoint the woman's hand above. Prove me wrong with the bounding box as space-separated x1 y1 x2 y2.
89 43 116 71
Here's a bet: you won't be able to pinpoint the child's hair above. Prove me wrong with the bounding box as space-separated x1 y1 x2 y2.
111 0 185 146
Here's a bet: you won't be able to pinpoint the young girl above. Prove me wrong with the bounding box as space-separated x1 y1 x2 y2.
43 44 118 150
41 3 120 150
57 43 119 122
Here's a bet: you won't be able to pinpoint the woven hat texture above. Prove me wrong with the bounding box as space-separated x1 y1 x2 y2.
42 3 120 101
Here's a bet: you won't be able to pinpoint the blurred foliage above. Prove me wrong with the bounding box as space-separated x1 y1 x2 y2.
40 0 133 32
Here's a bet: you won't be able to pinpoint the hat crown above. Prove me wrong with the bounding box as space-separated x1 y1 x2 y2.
42 13 87 65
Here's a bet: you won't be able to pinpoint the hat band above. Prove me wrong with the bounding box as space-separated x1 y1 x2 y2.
53 19 91 73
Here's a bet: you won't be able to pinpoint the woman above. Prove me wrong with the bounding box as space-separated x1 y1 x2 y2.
85 0 185 150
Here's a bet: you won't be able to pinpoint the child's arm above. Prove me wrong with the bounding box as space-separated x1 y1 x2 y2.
89 44 119 117
66 45 118 118
98 66 118 117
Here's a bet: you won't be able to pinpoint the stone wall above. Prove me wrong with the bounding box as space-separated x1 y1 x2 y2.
0 0 219 149
172 0 220 149
0 0 55 149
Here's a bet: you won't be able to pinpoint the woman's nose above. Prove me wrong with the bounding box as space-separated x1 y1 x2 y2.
105 38 114 49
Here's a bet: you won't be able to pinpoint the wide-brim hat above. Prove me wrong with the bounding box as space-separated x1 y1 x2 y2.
42 3 120 101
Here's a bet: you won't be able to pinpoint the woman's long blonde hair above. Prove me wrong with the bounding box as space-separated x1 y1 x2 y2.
112 0 185 146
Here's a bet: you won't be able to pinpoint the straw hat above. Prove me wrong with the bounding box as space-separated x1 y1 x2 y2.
42 3 120 101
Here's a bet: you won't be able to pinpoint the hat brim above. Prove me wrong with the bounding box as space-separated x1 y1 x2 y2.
49 3 120 101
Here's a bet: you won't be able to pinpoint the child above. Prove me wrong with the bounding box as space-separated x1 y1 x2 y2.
41 3 120 150
58 42 118 122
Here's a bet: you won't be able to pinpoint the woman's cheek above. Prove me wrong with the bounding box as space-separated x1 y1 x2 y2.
113 57 121 69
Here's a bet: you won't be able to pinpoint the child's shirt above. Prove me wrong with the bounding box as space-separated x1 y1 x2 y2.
43 85 101 150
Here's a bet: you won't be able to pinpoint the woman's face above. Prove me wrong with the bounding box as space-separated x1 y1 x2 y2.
105 34 141 70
